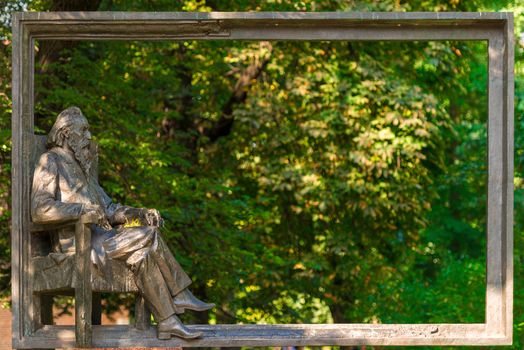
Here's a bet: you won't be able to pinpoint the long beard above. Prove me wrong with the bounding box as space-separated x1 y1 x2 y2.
69 138 94 177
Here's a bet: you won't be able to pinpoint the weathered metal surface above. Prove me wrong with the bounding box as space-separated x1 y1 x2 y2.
75 220 92 347
28 107 212 344
19 323 510 348
15 12 513 41
12 11 514 348
134 296 151 331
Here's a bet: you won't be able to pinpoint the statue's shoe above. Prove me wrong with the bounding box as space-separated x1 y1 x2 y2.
173 289 215 314
157 314 202 340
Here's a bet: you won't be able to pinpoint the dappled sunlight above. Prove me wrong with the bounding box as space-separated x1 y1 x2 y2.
1 1 522 348
30 37 489 328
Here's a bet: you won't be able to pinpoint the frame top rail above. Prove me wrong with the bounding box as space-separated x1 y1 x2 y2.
13 11 513 42
15 11 513 22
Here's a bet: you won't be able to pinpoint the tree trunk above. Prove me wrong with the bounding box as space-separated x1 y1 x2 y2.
162 44 196 150
201 42 273 142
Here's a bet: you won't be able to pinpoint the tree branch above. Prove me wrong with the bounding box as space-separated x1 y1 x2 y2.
202 41 273 142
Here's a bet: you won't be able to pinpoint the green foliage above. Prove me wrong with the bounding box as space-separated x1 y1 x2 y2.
0 6 14 306
511 25 524 350
223 40 455 323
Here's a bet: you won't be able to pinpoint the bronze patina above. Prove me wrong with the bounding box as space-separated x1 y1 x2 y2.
31 106 214 340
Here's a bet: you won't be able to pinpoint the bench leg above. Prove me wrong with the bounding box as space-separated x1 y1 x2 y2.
40 294 54 325
92 292 102 325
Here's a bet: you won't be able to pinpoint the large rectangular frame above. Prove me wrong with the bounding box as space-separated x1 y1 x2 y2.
11 11 514 348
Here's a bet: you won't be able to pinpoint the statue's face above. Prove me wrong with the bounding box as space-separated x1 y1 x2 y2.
65 117 94 175
67 117 91 150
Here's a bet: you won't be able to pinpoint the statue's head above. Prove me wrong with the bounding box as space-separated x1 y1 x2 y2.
47 107 94 175
47 107 90 147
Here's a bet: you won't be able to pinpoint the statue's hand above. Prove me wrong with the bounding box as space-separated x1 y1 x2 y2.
83 203 112 230
142 208 164 227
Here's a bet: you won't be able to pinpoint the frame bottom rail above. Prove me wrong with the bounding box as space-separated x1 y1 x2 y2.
13 323 511 348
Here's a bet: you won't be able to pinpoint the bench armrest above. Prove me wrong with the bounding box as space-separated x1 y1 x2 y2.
30 213 99 233
30 213 98 347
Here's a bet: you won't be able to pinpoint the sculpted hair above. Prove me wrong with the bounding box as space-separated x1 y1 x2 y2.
46 106 86 148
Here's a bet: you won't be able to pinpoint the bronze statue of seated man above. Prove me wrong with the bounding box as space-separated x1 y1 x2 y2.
31 106 213 339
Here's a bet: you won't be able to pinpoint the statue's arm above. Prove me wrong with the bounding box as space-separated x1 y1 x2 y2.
96 185 143 225
31 152 85 224
107 204 142 226
98 187 163 227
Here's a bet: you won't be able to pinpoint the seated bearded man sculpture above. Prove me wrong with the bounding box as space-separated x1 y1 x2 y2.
31 107 213 340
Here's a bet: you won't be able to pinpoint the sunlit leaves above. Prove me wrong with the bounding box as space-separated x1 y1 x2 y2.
0 3 522 347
